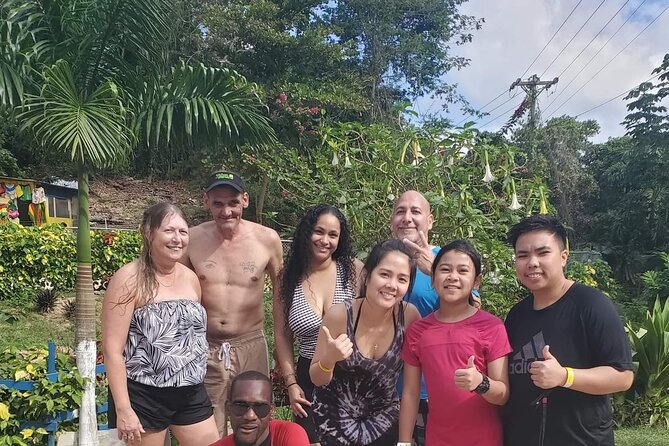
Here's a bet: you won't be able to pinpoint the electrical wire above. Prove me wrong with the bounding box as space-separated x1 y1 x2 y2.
542 0 648 114
456 0 584 127
546 4 669 119
519 0 584 80
539 0 608 78
572 72 662 118
555 0 630 80
479 100 526 129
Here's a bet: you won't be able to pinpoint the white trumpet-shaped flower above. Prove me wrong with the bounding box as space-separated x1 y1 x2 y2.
331 152 339 166
482 164 494 183
509 192 522 210
482 150 494 183
344 155 352 168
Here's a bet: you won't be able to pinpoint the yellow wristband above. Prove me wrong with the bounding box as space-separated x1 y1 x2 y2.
563 367 575 388
318 360 334 373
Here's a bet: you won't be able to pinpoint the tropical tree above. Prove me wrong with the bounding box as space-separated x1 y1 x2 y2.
0 0 274 442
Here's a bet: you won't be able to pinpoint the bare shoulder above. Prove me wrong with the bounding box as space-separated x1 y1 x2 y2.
105 261 139 303
189 221 216 240
246 220 281 245
322 302 349 336
403 302 421 326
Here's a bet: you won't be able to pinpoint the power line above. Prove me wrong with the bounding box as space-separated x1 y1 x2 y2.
543 0 648 114
479 100 526 129
573 72 662 118
539 0 608 78
455 89 508 126
546 4 669 119
457 0 584 127
519 0 584 80
555 0 631 80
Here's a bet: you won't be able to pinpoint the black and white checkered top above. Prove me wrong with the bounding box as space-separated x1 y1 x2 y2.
288 261 355 359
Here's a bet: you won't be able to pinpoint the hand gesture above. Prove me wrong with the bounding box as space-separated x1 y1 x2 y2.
286 383 311 418
321 325 353 366
529 345 566 389
402 230 435 276
454 355 483 392
116 407 145 444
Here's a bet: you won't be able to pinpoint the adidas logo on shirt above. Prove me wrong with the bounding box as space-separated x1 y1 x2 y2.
509 332 546 375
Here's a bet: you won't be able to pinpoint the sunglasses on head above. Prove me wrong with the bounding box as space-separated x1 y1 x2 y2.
230 401 271 418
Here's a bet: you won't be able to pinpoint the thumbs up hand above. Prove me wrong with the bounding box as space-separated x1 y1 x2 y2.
529 345 566 389
454 355 483 392
321 325 353 367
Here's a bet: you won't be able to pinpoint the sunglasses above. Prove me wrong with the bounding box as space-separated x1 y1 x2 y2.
230 401 271 418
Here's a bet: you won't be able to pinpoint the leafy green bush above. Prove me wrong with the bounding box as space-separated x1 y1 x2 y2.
0 223 141 304
0 347 83 445
617 299 669 428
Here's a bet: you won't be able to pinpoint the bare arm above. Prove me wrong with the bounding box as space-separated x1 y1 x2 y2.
101 263 145 439
398 363 421 442
310 304 351 387
482 355 509 405
272 274 311 417
530 345 633 395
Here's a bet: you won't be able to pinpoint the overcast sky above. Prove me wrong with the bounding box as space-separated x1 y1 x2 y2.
414 0 669 142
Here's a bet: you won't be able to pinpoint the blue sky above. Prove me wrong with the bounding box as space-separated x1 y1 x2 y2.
414 0 669 142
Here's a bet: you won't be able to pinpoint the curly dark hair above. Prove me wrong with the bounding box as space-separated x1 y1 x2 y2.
280 204 355 327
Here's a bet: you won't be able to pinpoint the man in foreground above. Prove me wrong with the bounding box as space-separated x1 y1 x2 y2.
184 170 283 436
209 371 310 446
504 215 633 445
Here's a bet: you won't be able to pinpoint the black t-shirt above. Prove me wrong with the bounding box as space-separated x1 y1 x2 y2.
503 283 633 446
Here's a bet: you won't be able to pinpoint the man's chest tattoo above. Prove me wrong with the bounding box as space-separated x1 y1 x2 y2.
240 260 256 274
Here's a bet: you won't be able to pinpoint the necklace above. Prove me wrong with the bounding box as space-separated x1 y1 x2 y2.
156 268 177 287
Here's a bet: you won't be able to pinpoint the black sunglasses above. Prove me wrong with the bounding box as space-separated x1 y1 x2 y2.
230 401 271 418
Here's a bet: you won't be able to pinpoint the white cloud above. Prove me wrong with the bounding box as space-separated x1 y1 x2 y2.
415 0 669 142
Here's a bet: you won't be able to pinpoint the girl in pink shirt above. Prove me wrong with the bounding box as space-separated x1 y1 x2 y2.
399 240 511 446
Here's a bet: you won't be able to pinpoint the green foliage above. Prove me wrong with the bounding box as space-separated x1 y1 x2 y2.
247 119 549 316
0 224 141 302
566 259 621 300
641 253 669 306
0 347 84 444
620 299 669 427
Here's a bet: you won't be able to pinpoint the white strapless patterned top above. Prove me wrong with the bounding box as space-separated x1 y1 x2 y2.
124 299 208 387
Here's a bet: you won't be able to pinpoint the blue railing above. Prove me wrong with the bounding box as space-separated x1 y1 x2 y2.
0 341 108 446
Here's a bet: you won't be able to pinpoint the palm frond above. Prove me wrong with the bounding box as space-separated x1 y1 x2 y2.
19 59 133 168
136 63 276 148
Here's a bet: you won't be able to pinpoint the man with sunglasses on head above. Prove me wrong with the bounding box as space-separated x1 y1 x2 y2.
209 371 309 446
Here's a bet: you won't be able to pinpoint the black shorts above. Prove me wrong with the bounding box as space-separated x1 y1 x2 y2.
109 379 213 431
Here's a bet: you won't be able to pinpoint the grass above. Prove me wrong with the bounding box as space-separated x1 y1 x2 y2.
616 427 669 445
0 293 102 352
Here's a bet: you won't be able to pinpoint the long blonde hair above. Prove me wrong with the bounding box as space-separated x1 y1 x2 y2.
118 202 187 308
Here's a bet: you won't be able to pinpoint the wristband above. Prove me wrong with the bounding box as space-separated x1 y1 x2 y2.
286 382 299 388
562 367 575 388
397 443 412 446
318 360 334 373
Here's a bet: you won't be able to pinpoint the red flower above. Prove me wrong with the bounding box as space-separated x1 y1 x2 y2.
309 106 320 116
276 93 287 104
281 190 290 199
103 233 115 245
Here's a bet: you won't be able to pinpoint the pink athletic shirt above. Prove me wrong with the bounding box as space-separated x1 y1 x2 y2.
402 310 511 446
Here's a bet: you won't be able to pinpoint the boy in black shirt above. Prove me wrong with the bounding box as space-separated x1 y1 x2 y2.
504 215 633 446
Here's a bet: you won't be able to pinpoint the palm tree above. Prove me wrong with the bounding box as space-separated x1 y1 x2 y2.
1 1 275 443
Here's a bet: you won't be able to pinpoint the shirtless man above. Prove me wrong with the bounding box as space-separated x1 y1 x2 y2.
183 170 283 436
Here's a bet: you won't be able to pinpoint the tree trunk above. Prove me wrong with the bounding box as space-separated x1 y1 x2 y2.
75 168 99 445
255 173 270 224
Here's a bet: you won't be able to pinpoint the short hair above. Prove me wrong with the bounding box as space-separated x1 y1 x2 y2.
507 215 567 250
229 370 272 400
432 240 482 277
360 239 417 298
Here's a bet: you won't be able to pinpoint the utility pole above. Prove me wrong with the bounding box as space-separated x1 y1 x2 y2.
509 74 558 161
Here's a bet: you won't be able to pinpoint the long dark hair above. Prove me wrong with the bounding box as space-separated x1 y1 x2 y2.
360 239 417 299
118 202 187 307
281 204 355 325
